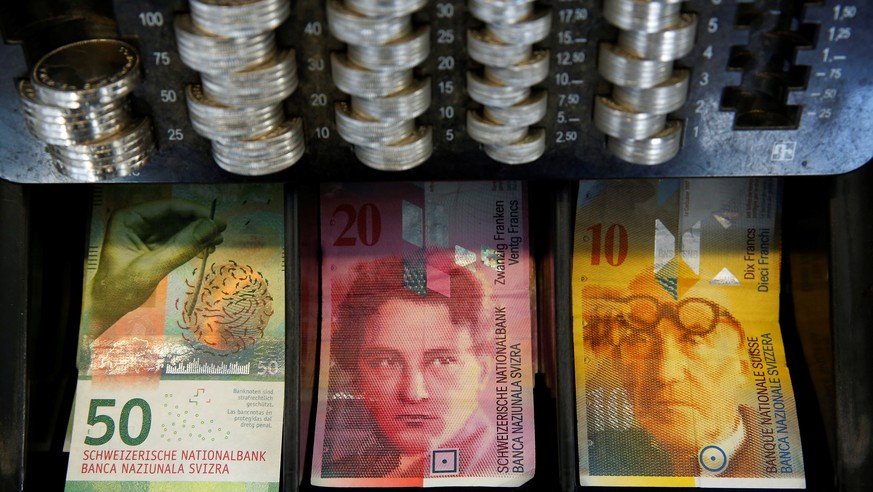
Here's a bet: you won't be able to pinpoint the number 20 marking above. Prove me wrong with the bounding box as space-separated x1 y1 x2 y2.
332 203 382 246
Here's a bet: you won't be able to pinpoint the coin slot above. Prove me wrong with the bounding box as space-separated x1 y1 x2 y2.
719 0 816 130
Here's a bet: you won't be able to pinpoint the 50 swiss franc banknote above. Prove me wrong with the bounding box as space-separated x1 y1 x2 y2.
572 179 805 488
65 184 286 491
313 181 536 487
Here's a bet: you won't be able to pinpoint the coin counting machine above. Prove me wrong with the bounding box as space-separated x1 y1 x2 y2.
0 0 871 491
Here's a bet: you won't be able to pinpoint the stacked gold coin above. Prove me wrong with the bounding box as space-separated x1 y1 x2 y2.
176 0 304 176
19 39 155 180
467 0 551 164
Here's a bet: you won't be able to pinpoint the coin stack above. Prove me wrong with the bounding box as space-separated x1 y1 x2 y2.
175 0 304 176
466 0 551 164
595 0 697 165
327 0 433 171
18 39 155 181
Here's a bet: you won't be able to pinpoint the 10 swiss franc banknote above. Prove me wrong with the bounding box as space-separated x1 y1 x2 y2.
312 181 536 487
572 179 805 488
65 184 286 491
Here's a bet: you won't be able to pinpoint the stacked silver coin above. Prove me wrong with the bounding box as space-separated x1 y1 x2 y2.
467 0 551 165
328 0 432 171
176 0 304 176
595 0 696 165
18 39 155 180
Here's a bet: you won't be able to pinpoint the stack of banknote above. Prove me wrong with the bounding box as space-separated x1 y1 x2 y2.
65 184 286 491
312 181 537 487
572 178 805 488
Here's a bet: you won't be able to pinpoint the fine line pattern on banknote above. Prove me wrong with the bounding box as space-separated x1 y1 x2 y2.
313 181 536 487
572 179 805 488
65 184 286 490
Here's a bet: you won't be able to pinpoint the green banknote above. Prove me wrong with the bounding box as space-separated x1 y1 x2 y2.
572 179 805 488
65 184 285 491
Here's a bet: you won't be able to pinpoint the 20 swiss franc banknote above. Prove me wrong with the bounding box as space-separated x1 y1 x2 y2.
313 181 536 487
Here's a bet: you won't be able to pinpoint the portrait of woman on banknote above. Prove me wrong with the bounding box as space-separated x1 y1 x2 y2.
582 269 767 479
320 254 495 479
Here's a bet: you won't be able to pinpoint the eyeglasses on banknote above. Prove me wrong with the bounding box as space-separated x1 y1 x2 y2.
585 295 739 347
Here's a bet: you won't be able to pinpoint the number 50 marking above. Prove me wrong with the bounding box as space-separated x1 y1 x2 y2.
85 398 152 446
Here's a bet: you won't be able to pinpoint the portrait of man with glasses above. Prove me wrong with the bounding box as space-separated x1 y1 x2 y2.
582 270 766 479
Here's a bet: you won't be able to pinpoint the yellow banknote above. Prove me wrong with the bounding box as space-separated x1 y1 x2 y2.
573 179 804 488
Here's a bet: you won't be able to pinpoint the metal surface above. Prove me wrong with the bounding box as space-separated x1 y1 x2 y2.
0 180 27 492
0 1 870 181
830 163 873 492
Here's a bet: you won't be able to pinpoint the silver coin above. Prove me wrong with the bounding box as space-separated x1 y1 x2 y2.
486 8 552 46
603 0 682 33
326 0 412 46
354 125 432 171
466 110 528 145
50 117 155 180
467 28 533 67
618 13 697 61
186 84 284 139
31 39 141 109
200 49 298 106
483 89 547 127
49 116 152 160
468 71 531 108
54 147 152 181
332 52 413 98
212 117 304 175
469 0 534 25
350 77 430 121
345 0 428 17
189 0 290 37
613 69 689 114
214 117 303 153
484 49 549 88
598 43 672 89
175 14 277 73
347 25 429 70
24 108 131 146
594 95 666 139
19 79 132 145
483 127 545 165
608 119 682 165
335 101 416 145
213 140 304 175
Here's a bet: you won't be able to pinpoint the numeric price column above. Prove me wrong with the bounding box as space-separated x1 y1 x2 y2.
552 4 592 150
116 0 194 165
